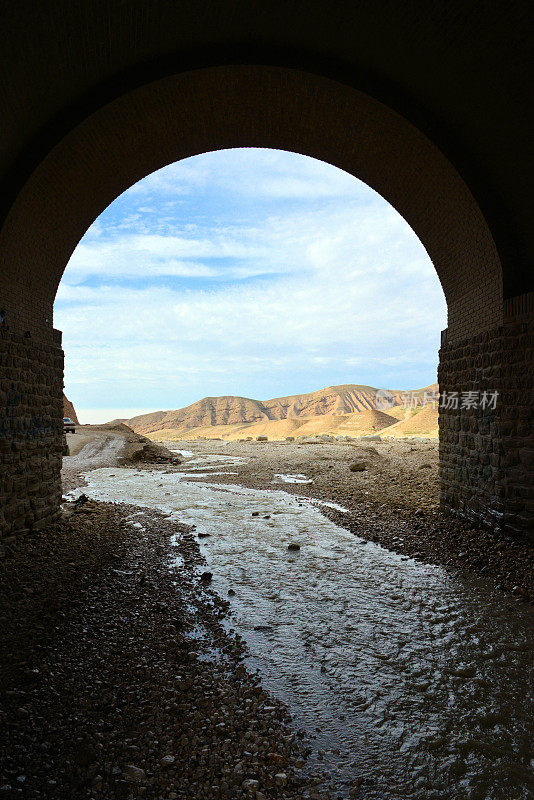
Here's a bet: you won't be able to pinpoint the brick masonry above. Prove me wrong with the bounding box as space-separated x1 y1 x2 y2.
0 66 503 339
0 327 64 546
439 306 534 538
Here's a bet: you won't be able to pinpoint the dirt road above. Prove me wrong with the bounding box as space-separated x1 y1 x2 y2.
61 423 176 492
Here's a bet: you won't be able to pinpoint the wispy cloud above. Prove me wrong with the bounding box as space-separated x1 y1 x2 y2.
55 149 445 419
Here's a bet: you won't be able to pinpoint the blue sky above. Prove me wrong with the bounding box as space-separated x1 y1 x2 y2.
55 148 446 423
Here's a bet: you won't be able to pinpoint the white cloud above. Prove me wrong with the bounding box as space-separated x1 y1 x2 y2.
125 148 366 202
62 200 430 288
56 149 446 411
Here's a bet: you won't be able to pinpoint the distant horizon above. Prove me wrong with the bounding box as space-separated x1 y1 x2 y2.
72 376 438 425
56 149 446 423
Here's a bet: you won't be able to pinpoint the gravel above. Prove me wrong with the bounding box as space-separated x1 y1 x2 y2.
0 500 331 799
3 433 531 798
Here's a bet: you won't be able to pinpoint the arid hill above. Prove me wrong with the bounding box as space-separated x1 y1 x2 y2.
262 384 379 418
63 394 79 424
382 404 439 437
123 383 438 440
128 396 271 436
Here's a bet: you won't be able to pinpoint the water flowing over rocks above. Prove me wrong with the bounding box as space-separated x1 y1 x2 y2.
0 501 329 799
65 441 533 799
2 435 532 799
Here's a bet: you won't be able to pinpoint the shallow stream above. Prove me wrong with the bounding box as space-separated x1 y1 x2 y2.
76 450 533 799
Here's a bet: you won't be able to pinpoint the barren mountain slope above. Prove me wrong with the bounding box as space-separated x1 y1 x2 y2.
382 404 439 437
262 384 380 418
129 396 271 435
63 394 79 424
124 382 439 437
332 409 399 434
147 409 402 442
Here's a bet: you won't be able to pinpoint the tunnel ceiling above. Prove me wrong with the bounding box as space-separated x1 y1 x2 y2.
0 0 531 297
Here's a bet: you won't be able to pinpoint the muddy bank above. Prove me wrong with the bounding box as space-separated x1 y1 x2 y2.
160 439 534 604
0 499 332 800
62 424 177 493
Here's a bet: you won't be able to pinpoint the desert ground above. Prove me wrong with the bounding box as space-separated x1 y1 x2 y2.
63 426 532 601
1 426 532 800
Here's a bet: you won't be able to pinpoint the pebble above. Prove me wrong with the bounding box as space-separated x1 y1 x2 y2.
123 764 146 782
0 501 330 800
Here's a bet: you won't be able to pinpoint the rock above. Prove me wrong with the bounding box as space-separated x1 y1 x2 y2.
267 752 286 764
0 498 337 799
251 511 260 517
123 764 146 783
256 436 268 442
349 461 367 472
197 532 210 538
228 588 236 596
200 571 213 582
274 773 287 786
73 740 97 766
287 543 301 551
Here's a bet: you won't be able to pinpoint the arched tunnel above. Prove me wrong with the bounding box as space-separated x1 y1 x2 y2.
0 5 533 799
0 2 532 540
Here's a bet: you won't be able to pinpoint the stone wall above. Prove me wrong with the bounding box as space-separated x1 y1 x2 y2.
0 327 64 545
439 309 534 538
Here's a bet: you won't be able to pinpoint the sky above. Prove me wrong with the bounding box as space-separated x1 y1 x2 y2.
55 148 447 424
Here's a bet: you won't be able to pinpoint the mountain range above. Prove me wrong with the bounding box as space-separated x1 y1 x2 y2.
111 383 439 441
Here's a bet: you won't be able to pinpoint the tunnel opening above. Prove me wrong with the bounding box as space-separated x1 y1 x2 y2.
0 64 531 542
56 147 445 437
0 7 533 797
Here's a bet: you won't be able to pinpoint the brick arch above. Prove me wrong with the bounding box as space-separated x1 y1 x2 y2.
0 65 502 341
0 65 531 540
